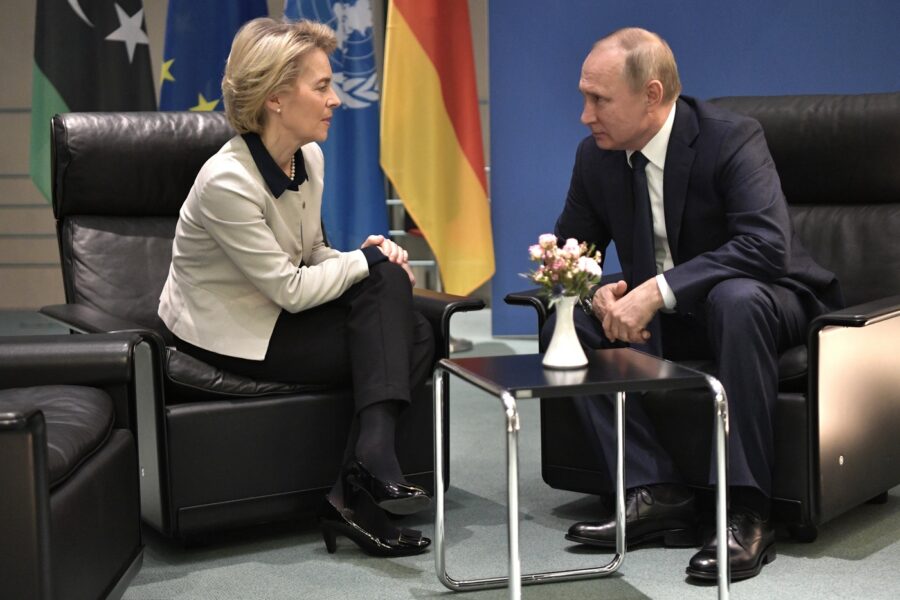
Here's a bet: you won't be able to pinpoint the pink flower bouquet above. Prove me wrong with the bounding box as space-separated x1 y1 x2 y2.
524 234 602 303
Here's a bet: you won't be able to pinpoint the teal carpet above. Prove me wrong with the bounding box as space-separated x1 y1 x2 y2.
118 310 900 599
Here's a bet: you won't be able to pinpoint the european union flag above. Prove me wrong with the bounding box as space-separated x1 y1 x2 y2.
284 0 388 251
160 0 268 111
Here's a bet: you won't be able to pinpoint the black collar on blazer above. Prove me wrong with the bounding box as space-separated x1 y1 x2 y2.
242 132 308 198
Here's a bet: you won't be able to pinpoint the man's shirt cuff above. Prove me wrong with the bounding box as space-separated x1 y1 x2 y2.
656 273 677 311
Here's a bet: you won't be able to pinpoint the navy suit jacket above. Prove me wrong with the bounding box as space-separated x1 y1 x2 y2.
555 96 843 316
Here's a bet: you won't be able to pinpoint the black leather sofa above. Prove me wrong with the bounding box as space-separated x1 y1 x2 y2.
507 92 900 540
41 111 483 541
0 333 144 600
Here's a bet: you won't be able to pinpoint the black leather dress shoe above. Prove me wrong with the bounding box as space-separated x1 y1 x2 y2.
566 485 698 548
344 460 432 516
686 510 776 580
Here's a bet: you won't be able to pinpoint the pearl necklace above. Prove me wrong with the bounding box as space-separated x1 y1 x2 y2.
289 155 295 181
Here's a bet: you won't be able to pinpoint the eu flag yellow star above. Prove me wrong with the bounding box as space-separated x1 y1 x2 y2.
190 93 219 111
161 59 175 84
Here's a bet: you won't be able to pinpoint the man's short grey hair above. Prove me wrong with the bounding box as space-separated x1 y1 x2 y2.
596 28 682 103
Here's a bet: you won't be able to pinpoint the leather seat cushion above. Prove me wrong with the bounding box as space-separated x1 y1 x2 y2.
677 344 808 393
0 385 114 489
164 347 329 401
774 345 808 392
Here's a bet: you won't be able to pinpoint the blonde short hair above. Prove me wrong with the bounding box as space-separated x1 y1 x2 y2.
222 18 337 134
597 28 682 103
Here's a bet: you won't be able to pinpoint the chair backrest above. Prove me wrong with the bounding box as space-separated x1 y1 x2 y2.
709 93 900 308
51 112 235 334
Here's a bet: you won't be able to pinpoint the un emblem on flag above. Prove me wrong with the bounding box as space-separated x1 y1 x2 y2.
295 0 380 109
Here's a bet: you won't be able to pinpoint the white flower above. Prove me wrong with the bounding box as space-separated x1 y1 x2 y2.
538 233 557 249
577 256 603 277
563 238 581 258
524 235 602 299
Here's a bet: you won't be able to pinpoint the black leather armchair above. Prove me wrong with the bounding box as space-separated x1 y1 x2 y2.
506 92 900 541
41 112 483 541
0 333 144 600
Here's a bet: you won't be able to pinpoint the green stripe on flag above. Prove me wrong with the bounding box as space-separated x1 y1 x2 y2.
29 61 69 202
30 0 156 202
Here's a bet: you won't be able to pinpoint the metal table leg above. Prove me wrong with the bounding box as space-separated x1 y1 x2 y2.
502 389 522 599
434 367 627 599
706 376 731 599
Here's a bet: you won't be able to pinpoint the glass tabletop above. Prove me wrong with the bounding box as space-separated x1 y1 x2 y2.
439 348 710 399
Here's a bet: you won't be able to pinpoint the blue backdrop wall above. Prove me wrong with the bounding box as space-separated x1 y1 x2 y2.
489 0 900 335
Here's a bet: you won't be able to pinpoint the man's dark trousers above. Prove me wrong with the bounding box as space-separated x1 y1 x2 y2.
541 277 812 496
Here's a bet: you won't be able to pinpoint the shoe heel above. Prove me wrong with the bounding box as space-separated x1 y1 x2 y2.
320 523 337 554
663 528 698 548
763 545 777 564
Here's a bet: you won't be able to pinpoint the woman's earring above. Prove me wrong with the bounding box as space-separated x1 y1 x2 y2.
277 107 282 114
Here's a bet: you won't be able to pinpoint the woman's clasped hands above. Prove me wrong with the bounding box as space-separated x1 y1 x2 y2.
361 234 416 286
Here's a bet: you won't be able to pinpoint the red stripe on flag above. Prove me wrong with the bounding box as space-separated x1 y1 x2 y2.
393 0 487 191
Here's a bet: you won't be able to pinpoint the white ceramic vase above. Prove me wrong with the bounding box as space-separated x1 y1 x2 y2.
542 295 588 369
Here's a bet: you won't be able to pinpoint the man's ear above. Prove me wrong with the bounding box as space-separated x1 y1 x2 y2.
646 80 664 108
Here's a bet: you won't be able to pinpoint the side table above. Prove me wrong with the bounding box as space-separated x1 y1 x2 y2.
433 348 731 599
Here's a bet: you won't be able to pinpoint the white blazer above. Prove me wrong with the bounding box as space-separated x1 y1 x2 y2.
158 135 369 360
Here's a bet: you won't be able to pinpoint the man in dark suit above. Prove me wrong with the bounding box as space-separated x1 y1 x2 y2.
552 28 842 581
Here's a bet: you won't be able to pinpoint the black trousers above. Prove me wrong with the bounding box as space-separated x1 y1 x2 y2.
542 277 817 496
175 261 434 414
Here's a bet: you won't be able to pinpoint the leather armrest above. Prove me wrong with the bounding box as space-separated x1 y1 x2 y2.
805 293 900 523
806 293 900 391
810 294 900 329
40 303 146 334
41 302 169 361
0 410 52 600
0 333 141 389
504 288 550 333
506 288 900 337
413 288 485 359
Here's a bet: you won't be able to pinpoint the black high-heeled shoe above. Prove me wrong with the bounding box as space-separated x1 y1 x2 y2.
344 459 432 516
318 496 431 557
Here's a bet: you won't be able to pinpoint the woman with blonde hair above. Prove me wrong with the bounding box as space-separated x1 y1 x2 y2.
158 18 432 557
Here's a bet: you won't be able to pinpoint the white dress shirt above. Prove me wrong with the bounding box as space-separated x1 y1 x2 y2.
626 102 678 310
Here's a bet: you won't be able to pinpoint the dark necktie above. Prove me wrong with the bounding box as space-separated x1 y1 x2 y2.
630 151 662 355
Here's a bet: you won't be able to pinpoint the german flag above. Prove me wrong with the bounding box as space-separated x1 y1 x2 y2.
380 0 495 296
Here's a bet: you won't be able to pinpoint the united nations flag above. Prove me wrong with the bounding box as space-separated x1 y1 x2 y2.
284 0 388 251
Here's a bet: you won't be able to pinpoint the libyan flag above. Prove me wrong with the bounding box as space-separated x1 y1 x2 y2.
29 0 156 201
